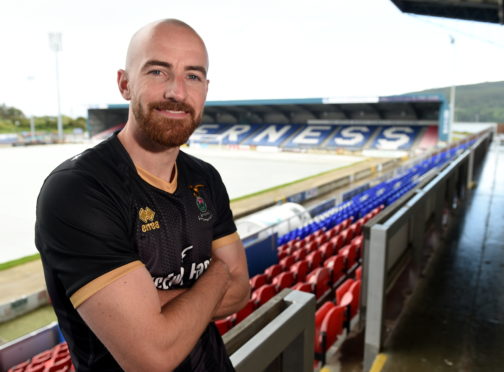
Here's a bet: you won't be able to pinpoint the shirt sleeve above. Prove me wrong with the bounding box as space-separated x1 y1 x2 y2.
35 169 139 302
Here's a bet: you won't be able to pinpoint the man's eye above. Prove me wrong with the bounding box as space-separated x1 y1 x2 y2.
187 74 202 81
148 70 162 76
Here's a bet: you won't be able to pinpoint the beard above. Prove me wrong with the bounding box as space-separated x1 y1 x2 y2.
132 99 201 148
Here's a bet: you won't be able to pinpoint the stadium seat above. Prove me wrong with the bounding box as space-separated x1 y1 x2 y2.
46 355 72 372
339 229 352 246
292 247 308 261
289 259 309 282
305 241 318 253
355 265 362 281
351 220 363 236
272 271 295 291
31 350 52 365
231 299 256 325
315 301 335 329
7 360 29 372
323 255 345 284
315 234 327 247
250 273 268 291
291 281 314 294
264 264 283 281
335 278 355 305
314 306 345 364
25 364 45 372
307 267 331 299
215 318 232 335
330 234 344 252
351 235 364 258
252 284 277 306
306 250 323 270
279 255 296 270
318 241 334 260
339 244 357 270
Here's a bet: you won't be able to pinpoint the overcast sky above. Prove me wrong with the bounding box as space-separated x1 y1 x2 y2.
0 0 503 118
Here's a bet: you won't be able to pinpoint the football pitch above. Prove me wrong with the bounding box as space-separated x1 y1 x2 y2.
0 142 364 263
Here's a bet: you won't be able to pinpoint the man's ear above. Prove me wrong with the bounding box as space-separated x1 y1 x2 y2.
117 69 131 100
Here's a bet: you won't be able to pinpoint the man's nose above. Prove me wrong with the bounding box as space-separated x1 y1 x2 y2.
164 75 188 102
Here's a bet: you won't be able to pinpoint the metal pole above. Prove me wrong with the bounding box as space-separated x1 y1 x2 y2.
49 33 63 142
448 36 456 144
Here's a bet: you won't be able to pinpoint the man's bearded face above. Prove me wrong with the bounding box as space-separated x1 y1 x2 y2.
133 100 200 148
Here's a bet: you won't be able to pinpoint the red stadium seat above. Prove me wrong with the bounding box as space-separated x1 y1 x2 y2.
292 247 308 261
31 350 52 365
335 278 355 305
272 271 295 291
314 306 345 364
339 244 357 270
289 259 309 282
330 234 344 252
339 228 353 246
303 234 315 244
323 255 345 284
264 264 283 281
231 299 256 325
8 360 30 372
318 241 334 260
215 318 232 335
250 273 268 291
355 265 362 281
277 250 287 260
307 267 331 299
351 235 364 258
306 241 318 253
252 284 277 306
46 355 72 372
25 364 46 372
348 280 362 318
351 220 363 236
291 281 314 294
340 217 353 230
306 250 323 270
279 255 296 270
315 301 335 329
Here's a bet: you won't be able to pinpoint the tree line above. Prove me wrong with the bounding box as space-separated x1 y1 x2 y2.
0 104 86 133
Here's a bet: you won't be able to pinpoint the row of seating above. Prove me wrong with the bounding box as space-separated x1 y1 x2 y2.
278 140 474 247
7 342 74 372
314 278 362 365
214 207 375 341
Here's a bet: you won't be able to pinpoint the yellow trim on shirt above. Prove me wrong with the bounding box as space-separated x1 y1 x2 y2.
212 232 240 250
136 164 178 194
70 260 144 308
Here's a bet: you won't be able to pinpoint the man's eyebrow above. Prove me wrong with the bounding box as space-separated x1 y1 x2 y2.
186 65 207 77
142 60 172 70
142 60 207 77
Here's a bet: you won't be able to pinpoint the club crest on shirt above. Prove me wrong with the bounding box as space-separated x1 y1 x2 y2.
188 184 213 222
138 206 161 232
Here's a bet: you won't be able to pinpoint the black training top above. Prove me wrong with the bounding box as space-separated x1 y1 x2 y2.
35 133 238 371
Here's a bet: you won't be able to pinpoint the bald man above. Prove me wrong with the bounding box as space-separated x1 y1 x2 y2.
36 19 250 372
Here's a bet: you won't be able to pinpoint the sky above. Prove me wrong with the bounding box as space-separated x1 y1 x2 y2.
0 0 503 118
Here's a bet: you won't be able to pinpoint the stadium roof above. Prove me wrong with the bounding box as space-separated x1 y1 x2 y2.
90 95 445 137
391 0 504 24
200 96 444 124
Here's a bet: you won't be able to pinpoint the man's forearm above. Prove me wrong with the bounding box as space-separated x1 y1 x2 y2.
213 271 250 319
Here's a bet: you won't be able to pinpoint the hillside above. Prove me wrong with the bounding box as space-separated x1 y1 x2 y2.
402 81 504 123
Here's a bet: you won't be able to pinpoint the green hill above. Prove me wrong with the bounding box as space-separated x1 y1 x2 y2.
402 80 504 123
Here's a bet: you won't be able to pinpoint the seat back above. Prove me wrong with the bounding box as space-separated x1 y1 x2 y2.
272 271 295 291
289 259 309 282
252 284 277 306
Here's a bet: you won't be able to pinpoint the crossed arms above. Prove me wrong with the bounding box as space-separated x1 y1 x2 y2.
77 239 250 372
